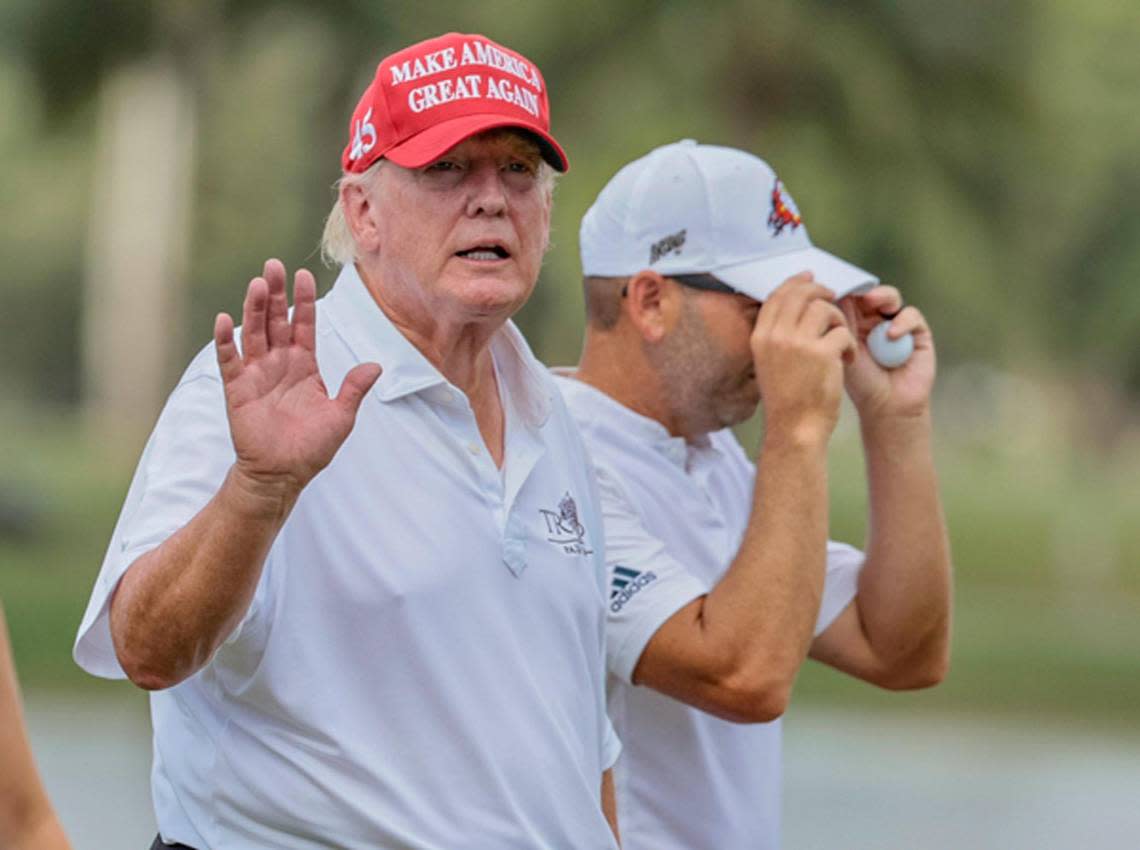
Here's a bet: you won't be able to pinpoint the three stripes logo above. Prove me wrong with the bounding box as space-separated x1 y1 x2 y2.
610 566 658 613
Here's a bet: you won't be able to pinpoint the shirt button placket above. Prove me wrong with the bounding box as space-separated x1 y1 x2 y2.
502 509 527 577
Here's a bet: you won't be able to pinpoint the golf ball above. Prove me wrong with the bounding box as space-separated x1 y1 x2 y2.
868 320 914 369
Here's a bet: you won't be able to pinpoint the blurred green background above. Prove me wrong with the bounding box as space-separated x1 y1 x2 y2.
1 0 1138 744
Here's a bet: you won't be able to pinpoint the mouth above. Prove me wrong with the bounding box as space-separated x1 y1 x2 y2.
455 243 511 261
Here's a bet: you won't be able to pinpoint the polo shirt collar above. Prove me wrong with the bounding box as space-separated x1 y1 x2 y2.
324 264 552 427
552 370 708 468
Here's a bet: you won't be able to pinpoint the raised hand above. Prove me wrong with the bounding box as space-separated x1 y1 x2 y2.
839 285 935 421
750 272 855 445
214 259 382 496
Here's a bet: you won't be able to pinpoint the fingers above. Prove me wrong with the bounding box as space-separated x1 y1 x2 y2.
240 277 269 359
821 323 856 363
214 312 242 382
755 272 834 332
882 305 930 344
755 273 848 347
803 298 848 338
849 284 902 316
241 259 319 358
336 363 383 418
292 269 318 351
265 259 291 350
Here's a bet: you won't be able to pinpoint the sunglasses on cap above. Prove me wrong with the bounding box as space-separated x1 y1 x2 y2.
621 273 739 298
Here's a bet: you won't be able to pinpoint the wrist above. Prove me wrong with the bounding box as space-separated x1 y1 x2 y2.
224 463 303 522
760 416 834 455
859 408 933 449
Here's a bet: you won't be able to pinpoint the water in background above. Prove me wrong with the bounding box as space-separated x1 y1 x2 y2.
26 694 1140 849
784 708 1140 849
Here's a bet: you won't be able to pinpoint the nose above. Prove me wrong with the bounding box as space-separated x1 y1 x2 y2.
464 163 508 217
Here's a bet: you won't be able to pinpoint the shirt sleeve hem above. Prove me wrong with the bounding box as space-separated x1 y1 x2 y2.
609 575 706 684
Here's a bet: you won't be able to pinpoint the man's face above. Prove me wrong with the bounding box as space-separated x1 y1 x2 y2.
367 130 552 321
652 286 763 435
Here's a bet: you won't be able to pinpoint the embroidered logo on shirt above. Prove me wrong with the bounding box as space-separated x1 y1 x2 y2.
610 566 658 612
539 492 594 556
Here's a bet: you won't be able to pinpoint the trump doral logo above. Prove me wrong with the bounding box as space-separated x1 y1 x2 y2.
539 492 593 556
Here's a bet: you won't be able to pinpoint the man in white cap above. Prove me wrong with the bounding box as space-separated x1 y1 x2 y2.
74 33 620 849
555 140 952 848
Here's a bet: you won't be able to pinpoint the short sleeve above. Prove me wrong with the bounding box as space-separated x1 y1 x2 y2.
601 712 622 770
595 465 708 684
73 351 261 678
815 540 865 636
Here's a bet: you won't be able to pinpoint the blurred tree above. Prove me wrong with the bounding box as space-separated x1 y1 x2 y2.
0 0 1137 424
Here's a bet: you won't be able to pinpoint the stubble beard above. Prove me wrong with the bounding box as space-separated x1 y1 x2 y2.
651 299 758 438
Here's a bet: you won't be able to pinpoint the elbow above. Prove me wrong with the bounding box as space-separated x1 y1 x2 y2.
910 649 951 690
126 668 180 692
707 669 795 724
112 629 194 692
110 593 196 691
879 645 951 692
118 649 183 692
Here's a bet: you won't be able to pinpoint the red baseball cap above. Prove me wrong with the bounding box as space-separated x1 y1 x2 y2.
341 33 569 174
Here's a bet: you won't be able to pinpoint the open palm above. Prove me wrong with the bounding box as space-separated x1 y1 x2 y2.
214 259 382 490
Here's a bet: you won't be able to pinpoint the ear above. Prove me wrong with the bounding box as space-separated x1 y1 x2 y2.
341 178 382 255
624 270 680 343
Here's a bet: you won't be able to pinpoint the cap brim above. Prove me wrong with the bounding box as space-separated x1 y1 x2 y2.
713 246 878 302
382 114 569 172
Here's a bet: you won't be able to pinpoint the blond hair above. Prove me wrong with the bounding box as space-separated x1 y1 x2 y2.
320 160 385 268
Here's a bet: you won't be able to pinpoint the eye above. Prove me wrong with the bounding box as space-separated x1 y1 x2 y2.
505 159 538 175
425 159 461 173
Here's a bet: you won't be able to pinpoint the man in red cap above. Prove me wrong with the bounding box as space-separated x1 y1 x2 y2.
75 34 620 849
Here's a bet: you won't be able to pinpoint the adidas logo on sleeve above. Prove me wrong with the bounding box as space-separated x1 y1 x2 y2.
610 566 658 613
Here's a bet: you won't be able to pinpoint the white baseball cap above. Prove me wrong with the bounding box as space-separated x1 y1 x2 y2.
579 139 878 301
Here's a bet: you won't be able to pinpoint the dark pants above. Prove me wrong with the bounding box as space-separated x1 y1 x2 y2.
150 836 198 850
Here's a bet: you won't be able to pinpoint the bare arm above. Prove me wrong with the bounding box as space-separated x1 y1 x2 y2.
601 768 619 846
110 260 381 690
632 275 855 723
810 289 952 689
1 605 72 850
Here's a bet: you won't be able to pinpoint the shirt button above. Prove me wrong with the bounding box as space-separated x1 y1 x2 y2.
467 442 482 455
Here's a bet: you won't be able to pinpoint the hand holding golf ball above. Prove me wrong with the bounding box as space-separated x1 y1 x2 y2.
867 318 914 369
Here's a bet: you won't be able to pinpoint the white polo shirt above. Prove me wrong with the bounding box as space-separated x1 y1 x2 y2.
554 373 863 850
74 265 621 850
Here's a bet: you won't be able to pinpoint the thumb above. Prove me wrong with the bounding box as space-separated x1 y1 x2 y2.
336 362 383 417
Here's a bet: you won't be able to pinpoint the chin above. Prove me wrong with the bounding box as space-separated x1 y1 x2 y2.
720 396 761 429
453 274 534 318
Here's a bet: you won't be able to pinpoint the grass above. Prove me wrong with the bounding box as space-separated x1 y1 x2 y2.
0 410 136 693
2 405 1138 735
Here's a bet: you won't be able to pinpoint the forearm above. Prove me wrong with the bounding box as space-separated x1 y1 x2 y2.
690 431 830 713
1 615 70 849
3 806 72 850
601 769 619 845
0 735 56 844
110 466 299 689
857 412 952 684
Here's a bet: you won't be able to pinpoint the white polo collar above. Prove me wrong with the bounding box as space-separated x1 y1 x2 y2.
325 264 553 428
551 370 710 469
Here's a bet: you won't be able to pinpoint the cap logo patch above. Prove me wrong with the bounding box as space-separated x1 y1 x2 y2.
349 108 377 163
649 229 687 265
767 179 802 236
